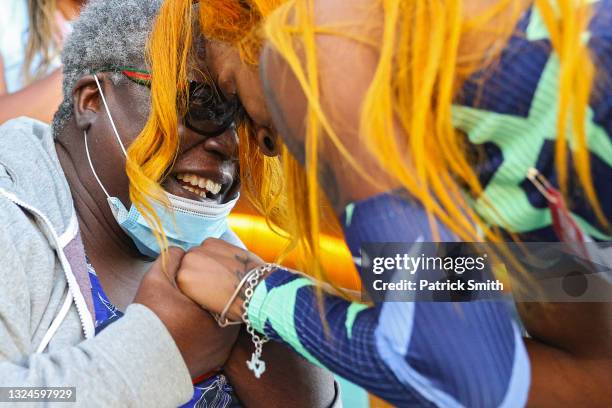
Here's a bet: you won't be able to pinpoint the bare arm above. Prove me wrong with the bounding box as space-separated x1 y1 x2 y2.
224 328 338 408
0 55 63 124
520 300 612 407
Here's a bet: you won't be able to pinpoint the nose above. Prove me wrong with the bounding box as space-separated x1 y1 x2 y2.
178 124 238 160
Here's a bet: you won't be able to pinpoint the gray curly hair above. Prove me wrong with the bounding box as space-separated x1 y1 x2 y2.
52 0 162 137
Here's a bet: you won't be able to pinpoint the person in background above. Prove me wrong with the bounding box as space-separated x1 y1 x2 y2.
0 0 84 124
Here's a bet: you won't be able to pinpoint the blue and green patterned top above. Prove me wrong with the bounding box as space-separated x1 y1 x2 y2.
245 3 611 407
453 2 612 241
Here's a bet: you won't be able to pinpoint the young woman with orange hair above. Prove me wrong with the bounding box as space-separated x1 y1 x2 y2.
132 0 611 406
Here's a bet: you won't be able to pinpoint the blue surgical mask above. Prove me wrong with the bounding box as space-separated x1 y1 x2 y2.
105 193 237 258
84 74 238 257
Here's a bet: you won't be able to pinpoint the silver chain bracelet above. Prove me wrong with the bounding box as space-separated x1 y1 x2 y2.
243 263 277 378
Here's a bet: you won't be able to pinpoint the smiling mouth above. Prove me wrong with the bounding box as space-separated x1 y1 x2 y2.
175 173 223 200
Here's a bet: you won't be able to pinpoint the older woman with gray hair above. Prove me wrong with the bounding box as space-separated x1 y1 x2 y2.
0 0 338 406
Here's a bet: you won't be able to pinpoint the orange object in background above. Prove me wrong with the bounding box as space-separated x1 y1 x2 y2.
229 198 361 291
228 212 361 291
369 395 395 408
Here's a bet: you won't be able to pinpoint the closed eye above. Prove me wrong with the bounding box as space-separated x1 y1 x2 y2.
185 82 243 135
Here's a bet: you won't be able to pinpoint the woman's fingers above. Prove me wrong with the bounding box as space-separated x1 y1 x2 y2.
176 239 265 317
177 246 235 312
134 246 239 377
194 238 250 258
189 238 264 274
146 246 185 285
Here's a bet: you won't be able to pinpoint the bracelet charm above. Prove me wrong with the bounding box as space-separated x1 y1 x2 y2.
242 263 277 378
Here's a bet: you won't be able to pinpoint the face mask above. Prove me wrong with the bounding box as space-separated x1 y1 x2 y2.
84 74 238 257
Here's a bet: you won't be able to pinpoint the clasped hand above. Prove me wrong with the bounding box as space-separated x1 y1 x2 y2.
133 239 266 378
177 238 267 321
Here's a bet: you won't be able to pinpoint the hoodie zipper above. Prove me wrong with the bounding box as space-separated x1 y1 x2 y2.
0 188 95 339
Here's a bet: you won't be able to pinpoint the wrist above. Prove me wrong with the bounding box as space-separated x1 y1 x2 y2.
223 265 275 323
227 297 245 322
219 264 276 379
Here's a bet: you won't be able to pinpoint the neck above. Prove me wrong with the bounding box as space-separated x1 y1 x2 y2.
55 135 149 309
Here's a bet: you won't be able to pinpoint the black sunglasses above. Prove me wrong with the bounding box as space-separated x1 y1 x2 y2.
97 67 242 137
184 80 243 137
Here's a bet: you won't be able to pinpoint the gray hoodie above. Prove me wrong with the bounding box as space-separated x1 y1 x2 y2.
0 117 193 406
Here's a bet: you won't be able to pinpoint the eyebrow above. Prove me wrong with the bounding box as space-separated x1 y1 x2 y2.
91 66 153 88
122 69 152 82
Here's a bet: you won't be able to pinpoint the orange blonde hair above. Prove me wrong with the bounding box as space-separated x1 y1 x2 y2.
126 0 290 264
259 0 607 283
127 0 606 284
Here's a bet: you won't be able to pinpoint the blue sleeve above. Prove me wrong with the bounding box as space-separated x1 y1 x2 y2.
248 269 530 407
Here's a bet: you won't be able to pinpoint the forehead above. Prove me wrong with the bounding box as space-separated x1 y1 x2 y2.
190 34 209 79
108 71 152 120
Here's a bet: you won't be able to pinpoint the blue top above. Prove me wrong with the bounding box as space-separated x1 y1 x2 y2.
248 193 530 408
246 4 612 406
452 1 612 241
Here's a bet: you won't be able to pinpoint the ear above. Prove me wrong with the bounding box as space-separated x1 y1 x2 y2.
72 74 104 131
255 126 280 156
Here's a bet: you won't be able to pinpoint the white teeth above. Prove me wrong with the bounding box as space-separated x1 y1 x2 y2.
176 173 223 196
207 179 221 194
